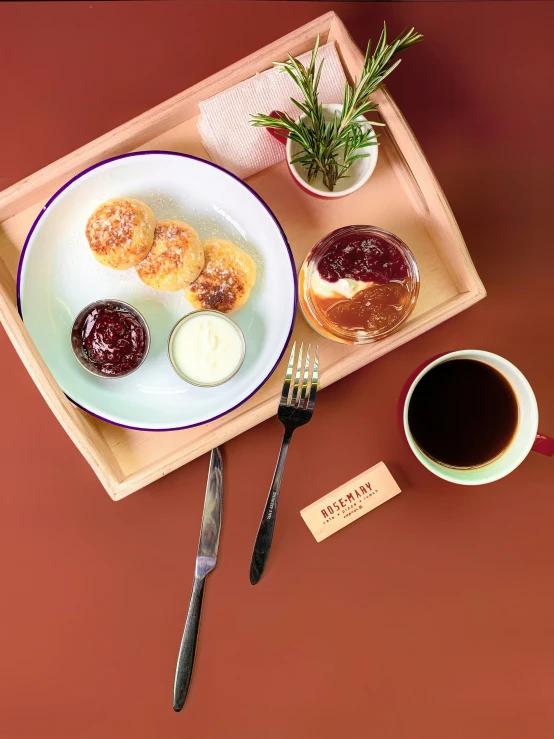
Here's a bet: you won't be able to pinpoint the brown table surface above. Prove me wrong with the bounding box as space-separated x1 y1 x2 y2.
1 2 554 737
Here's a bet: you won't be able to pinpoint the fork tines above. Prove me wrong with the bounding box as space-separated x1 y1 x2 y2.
281 342 319 410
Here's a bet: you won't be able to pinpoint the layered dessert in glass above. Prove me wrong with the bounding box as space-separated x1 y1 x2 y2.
299 226 419 344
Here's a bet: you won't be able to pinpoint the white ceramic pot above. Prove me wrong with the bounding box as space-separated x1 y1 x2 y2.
285 103 378 199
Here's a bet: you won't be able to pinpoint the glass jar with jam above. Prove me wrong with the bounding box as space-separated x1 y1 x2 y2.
299 226 420 344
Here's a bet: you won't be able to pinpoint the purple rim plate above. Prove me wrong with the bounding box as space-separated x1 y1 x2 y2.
17 151 297 431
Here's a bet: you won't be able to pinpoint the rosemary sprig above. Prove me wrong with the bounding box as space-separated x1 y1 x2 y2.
251 24 422 191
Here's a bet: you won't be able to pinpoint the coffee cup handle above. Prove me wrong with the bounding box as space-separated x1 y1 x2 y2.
532 434 554 457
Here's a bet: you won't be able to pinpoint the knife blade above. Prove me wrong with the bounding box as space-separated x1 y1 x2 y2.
173 447 223 711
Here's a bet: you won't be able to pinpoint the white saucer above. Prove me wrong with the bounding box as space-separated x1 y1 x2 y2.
18 151 297 430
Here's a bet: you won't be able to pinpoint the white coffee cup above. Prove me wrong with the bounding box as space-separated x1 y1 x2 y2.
402 350 553 485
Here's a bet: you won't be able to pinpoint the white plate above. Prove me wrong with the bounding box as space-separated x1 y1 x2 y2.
18 151 297 430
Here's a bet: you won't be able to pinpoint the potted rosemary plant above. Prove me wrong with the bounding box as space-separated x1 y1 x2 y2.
251 25 422 197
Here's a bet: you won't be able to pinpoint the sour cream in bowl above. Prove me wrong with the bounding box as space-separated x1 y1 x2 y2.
168 310 246 387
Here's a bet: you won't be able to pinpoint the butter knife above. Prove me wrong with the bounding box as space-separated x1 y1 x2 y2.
173 447 223 711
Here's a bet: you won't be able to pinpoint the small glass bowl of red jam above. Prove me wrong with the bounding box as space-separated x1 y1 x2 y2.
71 299 150 378
299 226 420 344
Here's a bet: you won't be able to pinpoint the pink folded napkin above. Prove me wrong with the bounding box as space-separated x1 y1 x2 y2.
197 42 347 180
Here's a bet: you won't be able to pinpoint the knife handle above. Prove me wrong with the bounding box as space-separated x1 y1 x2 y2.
173 576 205 711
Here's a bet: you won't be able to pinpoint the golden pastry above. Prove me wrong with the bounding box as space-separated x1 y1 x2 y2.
136 220 204 292
184 238 256 313
86 197 155 270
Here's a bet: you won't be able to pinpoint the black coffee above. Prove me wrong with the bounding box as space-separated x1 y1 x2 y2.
408 359 519 469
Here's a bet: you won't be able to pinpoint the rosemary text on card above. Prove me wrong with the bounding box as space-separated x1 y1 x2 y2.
300 462 401 542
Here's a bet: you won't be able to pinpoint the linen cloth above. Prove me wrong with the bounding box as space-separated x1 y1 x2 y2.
197 42 347 179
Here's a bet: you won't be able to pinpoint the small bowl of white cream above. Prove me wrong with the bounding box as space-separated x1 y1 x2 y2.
168 310 246 387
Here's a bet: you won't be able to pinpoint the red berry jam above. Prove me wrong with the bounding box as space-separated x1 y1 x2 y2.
317 234 408 283
82 305 146 376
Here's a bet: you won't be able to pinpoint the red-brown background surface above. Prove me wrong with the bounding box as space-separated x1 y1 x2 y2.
1 2 554 737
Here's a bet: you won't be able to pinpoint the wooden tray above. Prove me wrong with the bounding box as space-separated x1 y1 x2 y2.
0 12 485 500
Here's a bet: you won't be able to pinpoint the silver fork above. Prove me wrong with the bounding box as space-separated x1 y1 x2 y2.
250 342 319 585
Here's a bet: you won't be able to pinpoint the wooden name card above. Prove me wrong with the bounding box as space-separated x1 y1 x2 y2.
300 462 401 542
